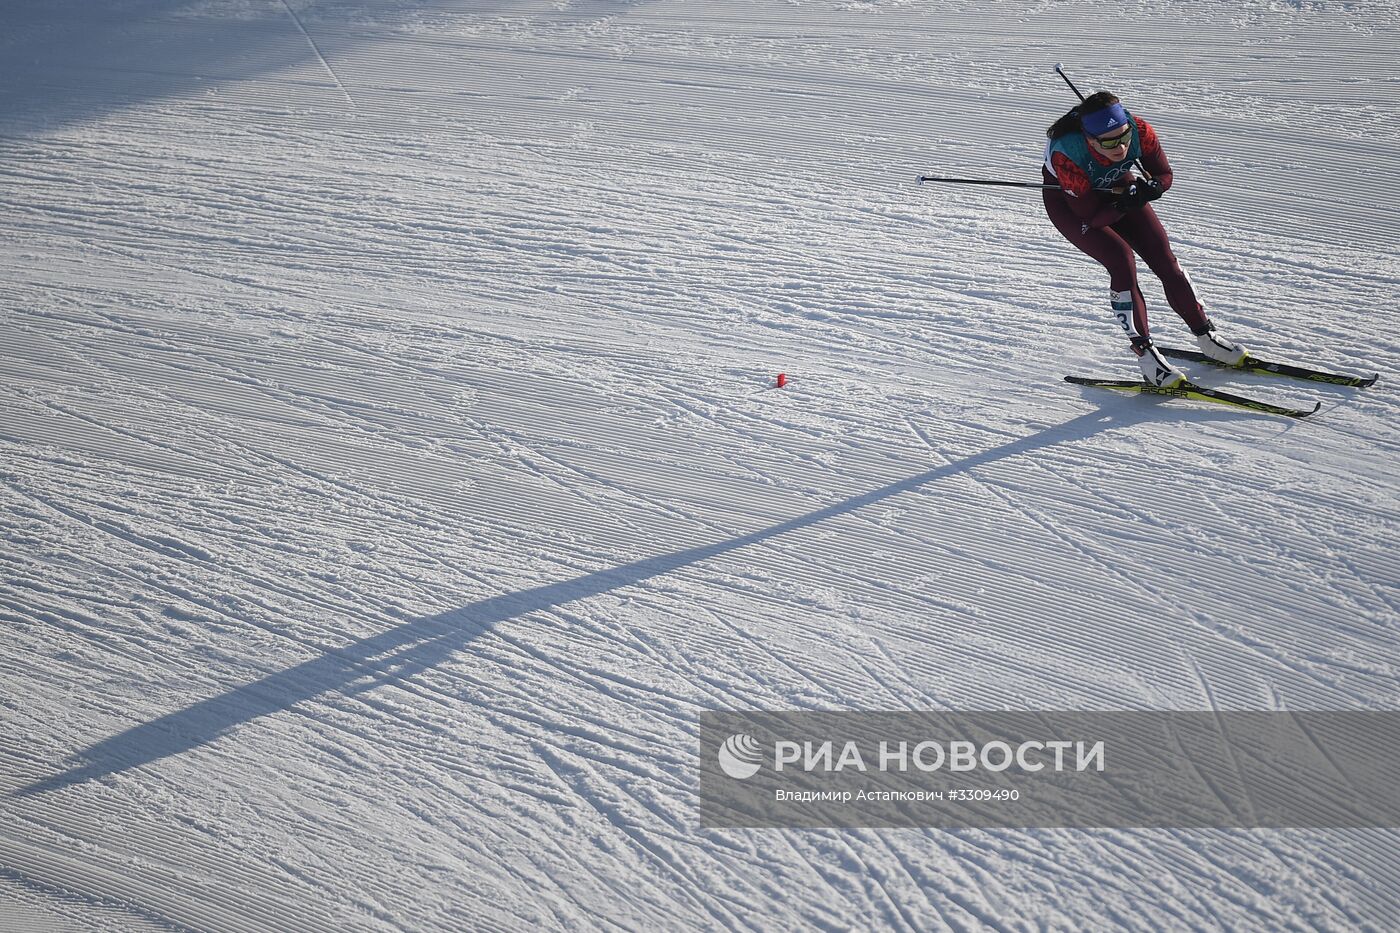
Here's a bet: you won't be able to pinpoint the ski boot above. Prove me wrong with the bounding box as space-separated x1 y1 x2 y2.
1194 320 1248 365
1134 339 1187 388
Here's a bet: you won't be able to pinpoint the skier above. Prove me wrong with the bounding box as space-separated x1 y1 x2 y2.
1041 91 1246 387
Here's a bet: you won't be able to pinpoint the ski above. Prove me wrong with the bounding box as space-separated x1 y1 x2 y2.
1064 376 1322 418
1157 347 1378 388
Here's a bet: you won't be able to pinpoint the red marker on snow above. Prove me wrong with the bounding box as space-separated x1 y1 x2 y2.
776 372 787 388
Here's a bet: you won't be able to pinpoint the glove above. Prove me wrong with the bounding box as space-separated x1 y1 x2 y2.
1114 179 1164 213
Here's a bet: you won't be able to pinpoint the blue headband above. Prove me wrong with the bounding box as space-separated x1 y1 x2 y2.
1081 102 1129 136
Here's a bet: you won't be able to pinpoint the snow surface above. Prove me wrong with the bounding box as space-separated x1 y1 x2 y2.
2 1 1399 929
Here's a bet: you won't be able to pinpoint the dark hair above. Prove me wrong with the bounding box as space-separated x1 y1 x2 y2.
1046 91 1121 139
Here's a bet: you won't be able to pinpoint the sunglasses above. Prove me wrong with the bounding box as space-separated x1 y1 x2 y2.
1095 126 1133 150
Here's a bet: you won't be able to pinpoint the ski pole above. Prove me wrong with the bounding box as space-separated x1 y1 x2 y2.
1053 63 1151 182
917 175 1060 190
1054 62 1086 102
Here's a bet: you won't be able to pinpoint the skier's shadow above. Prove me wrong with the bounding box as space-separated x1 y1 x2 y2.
16 397 1251 796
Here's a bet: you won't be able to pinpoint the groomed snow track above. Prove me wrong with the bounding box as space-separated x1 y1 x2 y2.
2 2 1398 930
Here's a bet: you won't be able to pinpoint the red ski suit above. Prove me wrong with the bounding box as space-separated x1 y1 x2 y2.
1041 117 1209 342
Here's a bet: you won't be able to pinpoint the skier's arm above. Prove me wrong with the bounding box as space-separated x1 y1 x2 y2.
1135 118 1173 191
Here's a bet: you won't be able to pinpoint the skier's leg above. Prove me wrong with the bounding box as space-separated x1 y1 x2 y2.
1115 207 1209 333
1044 192 1185 386
1042 192 1150 346
1117 207 1248 362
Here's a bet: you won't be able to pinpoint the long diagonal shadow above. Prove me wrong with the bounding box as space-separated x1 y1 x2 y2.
18 402 1231 796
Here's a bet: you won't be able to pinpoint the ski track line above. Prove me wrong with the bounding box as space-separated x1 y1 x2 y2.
277 0 359 113
528 743 748 932
6 464 418 670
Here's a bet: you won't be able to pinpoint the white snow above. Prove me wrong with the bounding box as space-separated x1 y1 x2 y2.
2 0 1398 929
